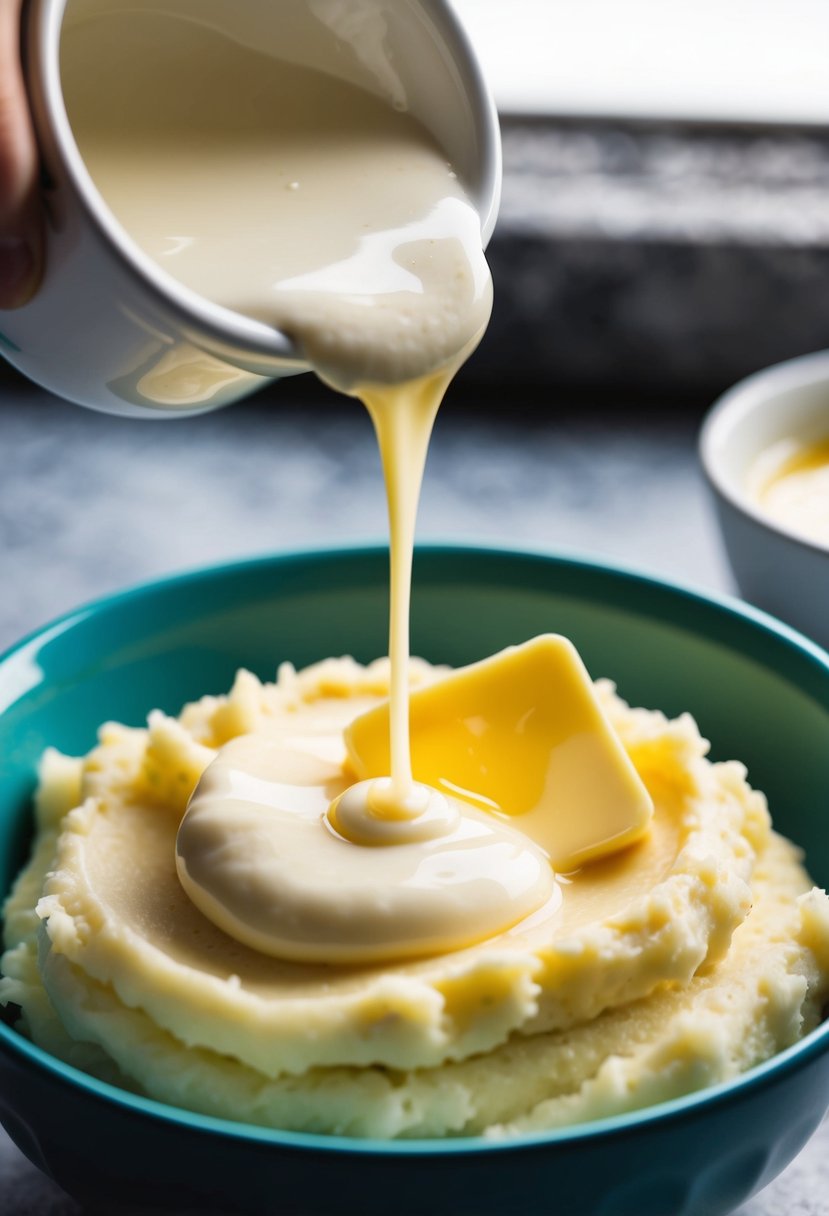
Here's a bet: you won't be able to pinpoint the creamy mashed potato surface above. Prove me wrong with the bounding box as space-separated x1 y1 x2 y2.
2 658 829 1138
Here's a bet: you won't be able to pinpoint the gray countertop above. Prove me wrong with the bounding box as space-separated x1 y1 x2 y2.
0 375 826 1214
0 377 729 651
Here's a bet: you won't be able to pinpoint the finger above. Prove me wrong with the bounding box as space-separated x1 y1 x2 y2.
0 0 43 308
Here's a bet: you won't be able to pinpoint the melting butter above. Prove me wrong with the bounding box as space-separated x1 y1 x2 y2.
346 635 654 871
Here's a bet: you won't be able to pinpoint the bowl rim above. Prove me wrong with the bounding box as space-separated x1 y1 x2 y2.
2 541 829 1155
699 348 829 558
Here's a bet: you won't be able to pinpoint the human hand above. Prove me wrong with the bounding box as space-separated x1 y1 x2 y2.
0 0 42 308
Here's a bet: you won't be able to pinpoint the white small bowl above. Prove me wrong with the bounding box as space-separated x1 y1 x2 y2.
700 350 829 649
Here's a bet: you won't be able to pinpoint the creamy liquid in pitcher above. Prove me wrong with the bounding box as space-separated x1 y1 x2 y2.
61 9 560 962
60 10 492 391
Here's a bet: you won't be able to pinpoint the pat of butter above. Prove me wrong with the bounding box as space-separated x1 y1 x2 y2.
345 635 653 870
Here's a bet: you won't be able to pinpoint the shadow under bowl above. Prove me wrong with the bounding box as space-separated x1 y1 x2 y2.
1 545 828 1216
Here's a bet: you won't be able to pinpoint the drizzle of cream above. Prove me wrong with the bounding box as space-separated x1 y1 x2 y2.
65 5 556 962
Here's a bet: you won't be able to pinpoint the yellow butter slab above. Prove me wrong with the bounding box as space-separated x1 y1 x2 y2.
345 635 653 870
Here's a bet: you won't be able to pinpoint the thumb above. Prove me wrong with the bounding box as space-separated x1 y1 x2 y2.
0 0 43 309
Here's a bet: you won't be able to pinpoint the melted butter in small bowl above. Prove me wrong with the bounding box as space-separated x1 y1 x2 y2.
701 350 829 646
747 436 829 549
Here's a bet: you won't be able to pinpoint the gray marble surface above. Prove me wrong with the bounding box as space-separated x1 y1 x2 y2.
0 374 826 1214
0 375 730 650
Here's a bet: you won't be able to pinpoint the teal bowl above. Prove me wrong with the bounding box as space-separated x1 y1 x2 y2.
1 546 828 1216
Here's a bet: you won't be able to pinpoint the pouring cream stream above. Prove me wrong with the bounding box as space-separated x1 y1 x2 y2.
59 6 650 964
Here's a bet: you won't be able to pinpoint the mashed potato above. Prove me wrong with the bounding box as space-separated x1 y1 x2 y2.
2 658 829 1138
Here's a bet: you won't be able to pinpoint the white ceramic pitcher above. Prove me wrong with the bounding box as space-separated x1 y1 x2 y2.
0 0 500 417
